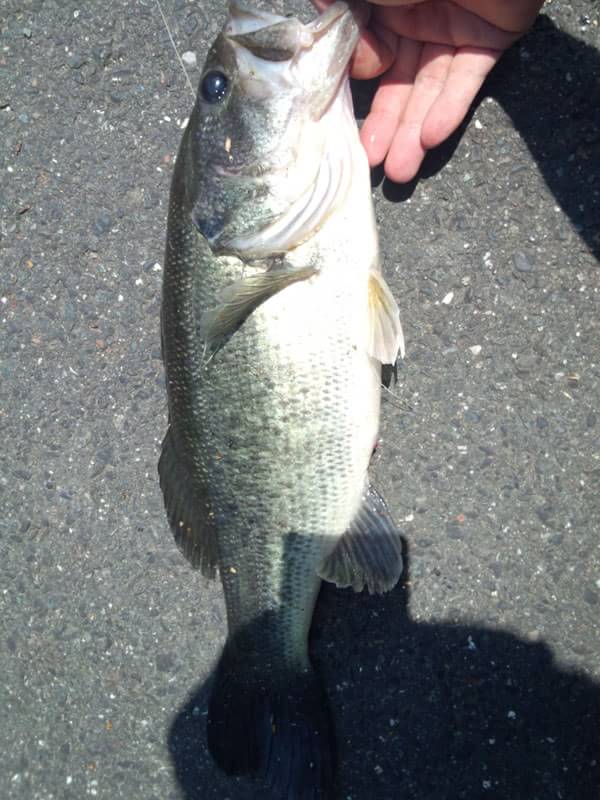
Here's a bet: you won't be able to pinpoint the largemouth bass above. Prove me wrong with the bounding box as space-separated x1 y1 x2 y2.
159 1 404 797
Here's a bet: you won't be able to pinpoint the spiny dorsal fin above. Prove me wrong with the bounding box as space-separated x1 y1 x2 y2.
318 484 403 594
158 426 218 577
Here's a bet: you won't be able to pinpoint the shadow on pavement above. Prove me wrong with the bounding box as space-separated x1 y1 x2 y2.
488 16 600 263
167 18 600 799
168 541 600 799
353 16 600 262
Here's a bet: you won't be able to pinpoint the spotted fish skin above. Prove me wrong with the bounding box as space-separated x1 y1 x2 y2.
159 3 404 797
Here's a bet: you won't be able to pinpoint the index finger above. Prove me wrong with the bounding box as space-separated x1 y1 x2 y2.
351 24 397 79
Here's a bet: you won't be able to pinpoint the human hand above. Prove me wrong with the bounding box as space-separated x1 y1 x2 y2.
349 0 545 182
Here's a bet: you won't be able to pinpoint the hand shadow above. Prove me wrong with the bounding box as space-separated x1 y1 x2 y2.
487 15 599 263
351 14 600 263
168 540 600 799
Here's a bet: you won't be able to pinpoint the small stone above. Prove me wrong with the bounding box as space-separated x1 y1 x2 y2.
512 251 535 273
583 588 599 606
535 457 554 476
183 16 199 35
92 42 113 67
96 446 114 465
181 51 197 67
67 53 86 69
93 211 112 235
536 503 554 524
414 496 428 513
156 652 176 672
446 522 465 540
469 345 482 356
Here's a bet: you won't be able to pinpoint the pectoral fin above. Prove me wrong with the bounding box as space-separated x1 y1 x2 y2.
318 484 404 594
367 271 404 365
200 263 317 354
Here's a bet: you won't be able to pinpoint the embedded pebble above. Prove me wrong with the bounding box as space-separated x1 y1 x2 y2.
512 251 535 273
93 211 112 235
583 588 599 606
181 51 197 67
446 522 465 540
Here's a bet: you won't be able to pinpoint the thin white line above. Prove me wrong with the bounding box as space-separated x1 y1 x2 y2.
154 0 195 99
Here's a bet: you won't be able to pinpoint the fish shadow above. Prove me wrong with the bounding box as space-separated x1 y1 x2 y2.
352 15 600 261
168 541 600 799
168 16 600 798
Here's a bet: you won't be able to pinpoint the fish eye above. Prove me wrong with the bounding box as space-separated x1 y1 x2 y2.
200 70 229 104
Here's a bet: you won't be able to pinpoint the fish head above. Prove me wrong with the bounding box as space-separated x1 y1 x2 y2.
181 1 363 256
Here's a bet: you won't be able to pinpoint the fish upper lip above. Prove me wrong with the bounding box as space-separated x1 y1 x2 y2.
225 1 359 61
306 1 352 39
290 2 360 55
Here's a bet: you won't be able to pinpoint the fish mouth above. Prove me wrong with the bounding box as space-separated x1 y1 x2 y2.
225 0 362 117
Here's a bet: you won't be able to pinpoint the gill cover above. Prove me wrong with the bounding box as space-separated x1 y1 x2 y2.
187 1 361 256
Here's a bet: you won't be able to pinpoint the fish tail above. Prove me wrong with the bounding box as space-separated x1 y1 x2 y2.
207 643 334 799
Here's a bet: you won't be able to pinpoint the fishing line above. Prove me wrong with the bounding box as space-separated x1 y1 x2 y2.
154 0 196 99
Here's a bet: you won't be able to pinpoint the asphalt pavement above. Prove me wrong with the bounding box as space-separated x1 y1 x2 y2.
1 1 599 798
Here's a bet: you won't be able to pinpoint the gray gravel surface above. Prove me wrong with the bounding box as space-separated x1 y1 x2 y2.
1 1 599 799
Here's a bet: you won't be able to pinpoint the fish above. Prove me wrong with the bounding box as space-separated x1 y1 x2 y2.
158 1 404 797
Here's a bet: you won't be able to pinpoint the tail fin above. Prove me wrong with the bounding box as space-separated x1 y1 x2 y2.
207 644 334 799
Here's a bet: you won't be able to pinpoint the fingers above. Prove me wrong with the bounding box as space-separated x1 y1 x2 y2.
361 41 502 182
351 23 398 79
375 1 518 50
365 42 455 182
449 0 545 34
359 37 422 168
420 46 500 149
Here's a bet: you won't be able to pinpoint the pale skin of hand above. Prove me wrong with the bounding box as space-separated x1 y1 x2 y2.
342 0 545 182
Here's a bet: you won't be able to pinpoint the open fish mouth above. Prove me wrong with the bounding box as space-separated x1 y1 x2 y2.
224 0 362 117
225 0 352 60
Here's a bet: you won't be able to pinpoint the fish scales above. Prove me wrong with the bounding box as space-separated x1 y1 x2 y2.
159 2 404 797
164 137 379 650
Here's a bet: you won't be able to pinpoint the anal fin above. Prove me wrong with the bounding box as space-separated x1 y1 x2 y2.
318 484 403 594
158 426 218 578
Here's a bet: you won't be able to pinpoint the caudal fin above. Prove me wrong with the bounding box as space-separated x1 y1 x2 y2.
207 644 334 799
